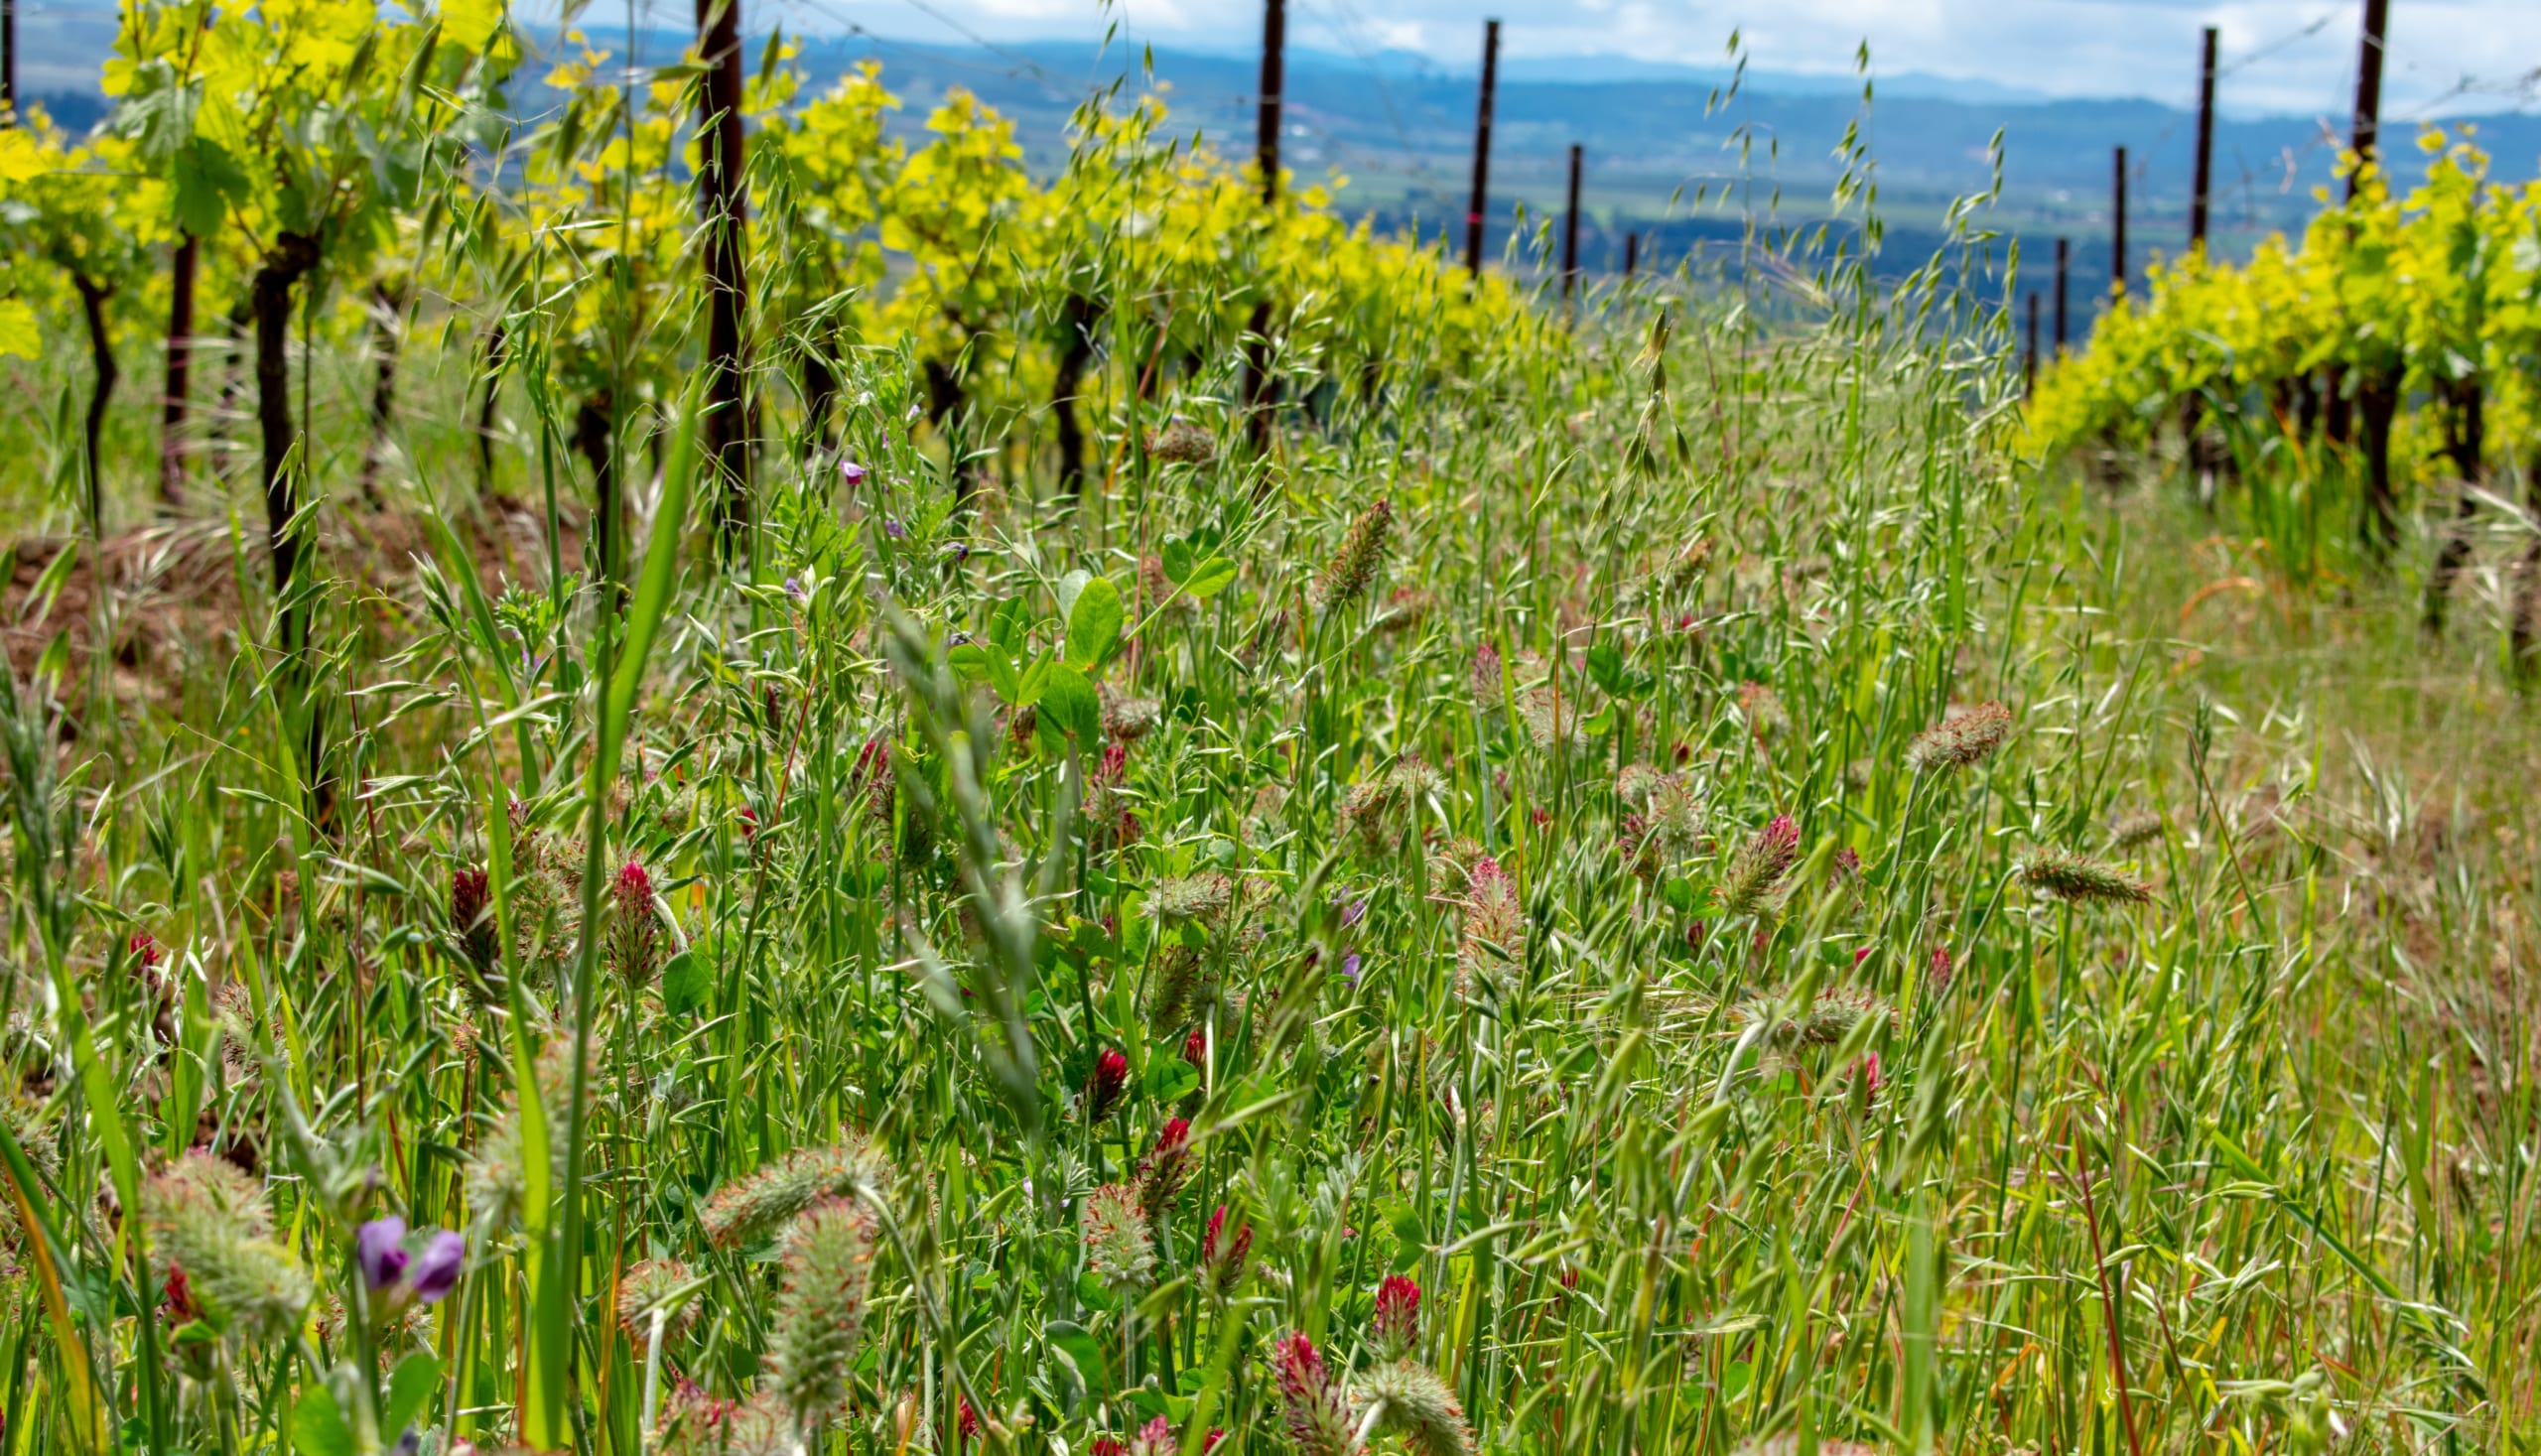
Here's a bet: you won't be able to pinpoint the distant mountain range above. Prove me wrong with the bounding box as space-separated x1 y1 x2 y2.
17 7 2540 318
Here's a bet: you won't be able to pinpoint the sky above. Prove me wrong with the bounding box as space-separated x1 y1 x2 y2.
735 0 2541 118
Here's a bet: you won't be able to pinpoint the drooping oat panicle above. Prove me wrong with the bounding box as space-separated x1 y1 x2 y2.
142 1153 310 1337
1357 1359 1477 1456
766 1197 878 1431
1456 857 1526 996
1372 1273 1420 1360
1718 815 1802 917
1314 498 1395 607
609 860 661 990
1202 1204 1253 1294
2018 850 2154 905
1905 700 2015 773
700 1136 896 1249
1079 1182 1154 1295
1274 1331 1354 1456
1137 1118 1193 1226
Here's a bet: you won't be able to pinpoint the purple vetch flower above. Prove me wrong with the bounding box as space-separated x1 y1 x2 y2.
409 1231 466 1304
357 1217 411 1291
783 575 806 603
884 519 908 540
1340 953 1363 985
1341 897 1368 928
840 459 869 487
356 1215 466 1308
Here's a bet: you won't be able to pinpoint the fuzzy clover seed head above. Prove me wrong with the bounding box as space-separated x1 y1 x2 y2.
2108 810 2167 851
1906 700 2015 774
1357 1358 1476 1456
142 1153 310 1338
1736 988 1898 1049
1150 871 1233 926
1471 642 1504 706
1080 1182 1155 1295
700 1137 895 1250
1456 858 1526 997
1147 945 1205 1034
1718 815 1802 918
1146 419 1215 464
1737 681 1792 739
766 1198 878 1430
1734 1439 1882 1456
617 1257 700 1347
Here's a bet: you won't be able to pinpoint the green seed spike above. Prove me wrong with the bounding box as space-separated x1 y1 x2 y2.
2017 850 2154 905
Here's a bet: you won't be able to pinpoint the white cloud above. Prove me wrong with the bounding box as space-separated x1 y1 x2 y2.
742 0 2539 116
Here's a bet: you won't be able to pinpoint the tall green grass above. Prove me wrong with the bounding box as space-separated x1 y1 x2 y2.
3 58 2535 1456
